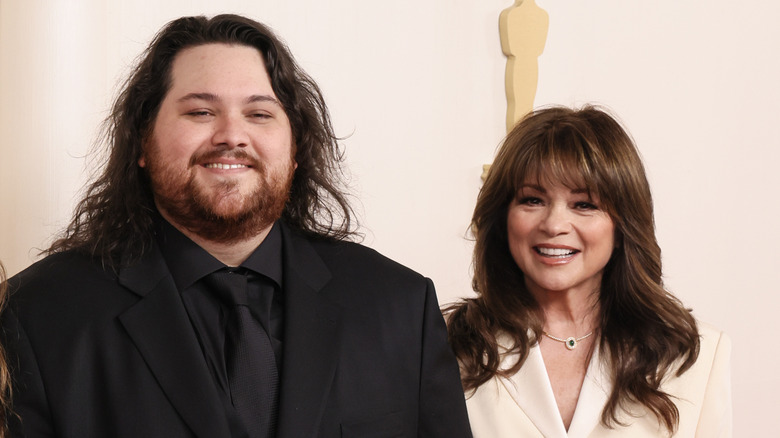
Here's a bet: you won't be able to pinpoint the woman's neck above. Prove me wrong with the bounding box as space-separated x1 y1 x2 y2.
532 287 600 336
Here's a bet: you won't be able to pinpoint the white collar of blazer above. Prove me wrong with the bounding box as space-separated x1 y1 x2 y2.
496 333 612 438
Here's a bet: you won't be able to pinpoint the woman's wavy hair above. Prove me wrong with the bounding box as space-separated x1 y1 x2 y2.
0 262 11 437
446 105 700 433
48 14 355 265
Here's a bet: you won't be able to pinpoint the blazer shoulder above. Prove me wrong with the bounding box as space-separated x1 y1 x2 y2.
690 320 731 382
642 319 731 437
304 236 426 282
8 251 114 295
5 250 127 324
666 320 730 391
697 320 730 354
690 320 732 437
690 319 731 393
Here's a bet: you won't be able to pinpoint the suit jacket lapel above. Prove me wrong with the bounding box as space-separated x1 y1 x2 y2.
568 344 610 438
501 341 568 438
275 225 342 438
499 338 611 438
117 246 230 438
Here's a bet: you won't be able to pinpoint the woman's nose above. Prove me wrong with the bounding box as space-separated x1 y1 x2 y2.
538 204 571 236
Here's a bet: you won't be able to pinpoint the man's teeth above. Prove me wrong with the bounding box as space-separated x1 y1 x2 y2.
536 247 576 257
204 163 248 169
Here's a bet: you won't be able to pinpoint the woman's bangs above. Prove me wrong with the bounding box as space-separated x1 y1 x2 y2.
513 135 599 197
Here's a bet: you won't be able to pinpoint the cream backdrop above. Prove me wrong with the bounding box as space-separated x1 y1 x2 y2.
0 0 777 435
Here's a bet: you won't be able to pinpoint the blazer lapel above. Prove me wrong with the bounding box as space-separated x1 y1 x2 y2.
567 344 610 438
500 339 611 438
501 342 568 438
117 246 230 438
275 225 342 438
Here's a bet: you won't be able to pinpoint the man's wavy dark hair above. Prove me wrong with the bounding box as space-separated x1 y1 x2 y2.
48 14 355 266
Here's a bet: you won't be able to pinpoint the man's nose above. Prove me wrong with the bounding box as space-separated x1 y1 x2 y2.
212 115 249 148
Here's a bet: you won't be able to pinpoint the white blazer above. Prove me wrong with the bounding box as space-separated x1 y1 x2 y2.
466 322 731 437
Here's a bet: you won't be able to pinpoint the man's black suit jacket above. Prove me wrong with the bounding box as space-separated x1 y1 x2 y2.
2 224 472 437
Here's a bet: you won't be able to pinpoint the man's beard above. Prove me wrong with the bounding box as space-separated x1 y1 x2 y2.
145 145 294 244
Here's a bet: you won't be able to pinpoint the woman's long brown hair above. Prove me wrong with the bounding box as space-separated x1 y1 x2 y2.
446 105 699 433
0 262 11 437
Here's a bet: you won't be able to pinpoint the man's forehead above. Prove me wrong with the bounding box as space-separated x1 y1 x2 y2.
166 43 274 97
170 44 267 77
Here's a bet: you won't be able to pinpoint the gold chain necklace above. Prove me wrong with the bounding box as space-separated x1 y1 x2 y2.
542 331 594 350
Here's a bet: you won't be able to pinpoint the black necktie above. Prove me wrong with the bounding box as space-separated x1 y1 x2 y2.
205 269 279 438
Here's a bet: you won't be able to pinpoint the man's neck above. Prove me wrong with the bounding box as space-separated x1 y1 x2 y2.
159 213 272 267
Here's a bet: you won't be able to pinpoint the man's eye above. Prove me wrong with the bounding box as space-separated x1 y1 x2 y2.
187 110 212 117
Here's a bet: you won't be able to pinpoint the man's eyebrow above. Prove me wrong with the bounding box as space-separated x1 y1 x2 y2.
245 94 282 106
177 92 218 103
175 93 282 106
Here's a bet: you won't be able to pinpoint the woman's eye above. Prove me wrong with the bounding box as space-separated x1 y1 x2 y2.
518 197 542 206
574 201 598 210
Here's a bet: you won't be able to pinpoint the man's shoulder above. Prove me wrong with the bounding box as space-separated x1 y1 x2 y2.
13 249 109 278
7 250 117 304
303 235 424 280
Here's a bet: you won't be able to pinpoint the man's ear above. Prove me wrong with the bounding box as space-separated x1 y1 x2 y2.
138 139 149 167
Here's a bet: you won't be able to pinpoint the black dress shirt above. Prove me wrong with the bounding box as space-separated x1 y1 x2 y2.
155 218 284 436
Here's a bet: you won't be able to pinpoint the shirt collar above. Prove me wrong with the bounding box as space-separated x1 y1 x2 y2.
155 218 283 291
241 221 283 288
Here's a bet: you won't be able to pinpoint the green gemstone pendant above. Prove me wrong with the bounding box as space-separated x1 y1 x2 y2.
542 330 594 351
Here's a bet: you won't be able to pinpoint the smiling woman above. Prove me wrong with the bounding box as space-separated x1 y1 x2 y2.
446 105 732 437
506 183 615 302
